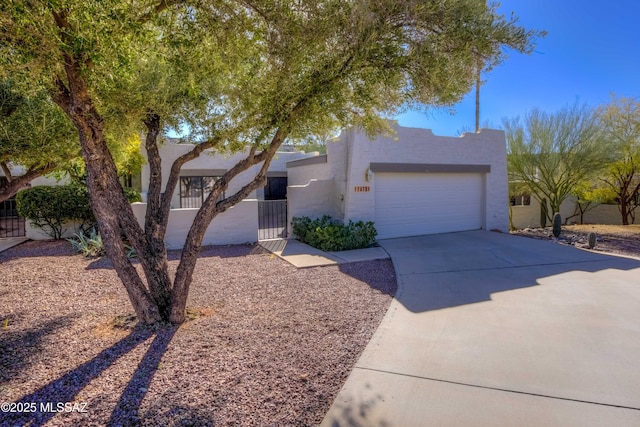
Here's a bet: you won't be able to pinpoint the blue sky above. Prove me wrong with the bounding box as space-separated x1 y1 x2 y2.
396 0 640 136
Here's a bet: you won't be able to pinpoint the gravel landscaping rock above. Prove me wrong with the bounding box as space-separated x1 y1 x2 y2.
0 241 396 426
511 224 640 258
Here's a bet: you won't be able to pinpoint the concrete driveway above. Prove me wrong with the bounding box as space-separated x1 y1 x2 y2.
321 230 640 426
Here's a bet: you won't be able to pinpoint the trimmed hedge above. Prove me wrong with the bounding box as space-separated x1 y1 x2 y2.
291 215 377 252
16 184 141 239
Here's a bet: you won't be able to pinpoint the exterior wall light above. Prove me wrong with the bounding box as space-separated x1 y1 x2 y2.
366 168 374 182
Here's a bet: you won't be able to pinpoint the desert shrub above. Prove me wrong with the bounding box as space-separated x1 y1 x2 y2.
67 227 138 258
16 184 141 239
68 227 105 257
291 215 377 251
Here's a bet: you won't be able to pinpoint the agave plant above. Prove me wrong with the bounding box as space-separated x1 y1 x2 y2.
68 228 105 257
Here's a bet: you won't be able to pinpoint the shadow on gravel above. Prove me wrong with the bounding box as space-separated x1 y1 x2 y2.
107 326 177 426
4 324 177 427
338 260 397 297
85 244 261 270
0 240 75 263
0 315 75 385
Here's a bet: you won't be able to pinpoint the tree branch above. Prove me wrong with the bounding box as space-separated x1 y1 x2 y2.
0 164 55 203
143 111 164 233
159 136 223 235
0 162 13 182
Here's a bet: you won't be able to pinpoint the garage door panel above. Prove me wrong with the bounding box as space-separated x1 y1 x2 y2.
374 172 483 239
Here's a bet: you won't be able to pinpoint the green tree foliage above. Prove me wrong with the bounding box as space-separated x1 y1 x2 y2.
504 103 608 225
566 180 609 225
0 81 79 201
597 95 640 225
1 0 543 324
64 134 145 186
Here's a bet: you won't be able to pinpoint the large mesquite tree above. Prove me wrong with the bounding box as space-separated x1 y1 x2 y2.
0 0 542 324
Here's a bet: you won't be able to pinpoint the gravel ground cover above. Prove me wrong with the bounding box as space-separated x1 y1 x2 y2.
0 240 396 426
511 224 640 258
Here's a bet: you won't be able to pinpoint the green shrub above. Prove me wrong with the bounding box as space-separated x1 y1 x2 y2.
124 187 142 203
291 215 377 251
16 184 142 239
16 185 89 239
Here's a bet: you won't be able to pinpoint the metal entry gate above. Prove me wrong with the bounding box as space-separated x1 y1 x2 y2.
258 200 287 240
0 198 25 238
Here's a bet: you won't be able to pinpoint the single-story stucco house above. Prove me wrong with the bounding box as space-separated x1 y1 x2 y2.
2 123 512 245
130 122 510 247
287 123 509 239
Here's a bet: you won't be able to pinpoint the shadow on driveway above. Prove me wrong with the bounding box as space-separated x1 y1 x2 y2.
380 231 640 313
322 231 640 427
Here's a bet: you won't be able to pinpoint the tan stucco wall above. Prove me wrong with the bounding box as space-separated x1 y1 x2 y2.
510 197 627 229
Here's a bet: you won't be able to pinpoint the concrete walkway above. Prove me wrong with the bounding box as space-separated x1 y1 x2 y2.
321 230 640 426
0 237 28 253
259 239 389 268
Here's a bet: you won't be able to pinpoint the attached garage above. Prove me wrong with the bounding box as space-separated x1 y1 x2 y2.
287 125 509 238
371 163 489 239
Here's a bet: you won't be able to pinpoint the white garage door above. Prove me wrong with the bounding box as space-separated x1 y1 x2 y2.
374 172 484 239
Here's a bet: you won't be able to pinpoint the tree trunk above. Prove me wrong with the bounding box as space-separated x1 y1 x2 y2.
620 198 630 225
48 11 297 326
0 166 54 203
136 113 173 320
52 53 163 325
539 198 548 227
169 134 284 323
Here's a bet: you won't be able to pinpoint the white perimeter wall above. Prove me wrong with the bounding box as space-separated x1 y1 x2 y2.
131 201 258 249
25 220 81 240
286 156 342 224
27 199 259 244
